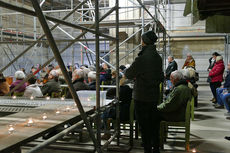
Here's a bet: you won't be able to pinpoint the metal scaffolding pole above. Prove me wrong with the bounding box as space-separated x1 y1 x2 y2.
115 0 120 146
0 1 115 40
95 0 101 147
30 1 102 153
7 4 117 96
102 21 153 59
0 0 88 73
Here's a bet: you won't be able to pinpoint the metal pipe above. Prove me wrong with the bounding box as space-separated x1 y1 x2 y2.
0 0 88 73
0 1 115 40
115 44 141 64
95 0 101 147
2 48 17 71
0 39 109 44
30 1 102 153
115 0 120 146
7 5 117 95
101 132 118 150
102 20 153 59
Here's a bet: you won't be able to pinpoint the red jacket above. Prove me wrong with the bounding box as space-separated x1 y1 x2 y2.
209 60 225 82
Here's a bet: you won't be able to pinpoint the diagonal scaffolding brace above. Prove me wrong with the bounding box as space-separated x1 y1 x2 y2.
30 1 102 153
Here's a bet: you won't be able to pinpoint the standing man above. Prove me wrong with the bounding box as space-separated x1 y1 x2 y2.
165 56 178 93
125 31 164 153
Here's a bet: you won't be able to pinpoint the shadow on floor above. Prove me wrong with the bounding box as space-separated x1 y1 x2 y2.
193 114 215 120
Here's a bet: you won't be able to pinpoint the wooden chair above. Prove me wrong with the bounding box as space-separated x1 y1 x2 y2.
51 91 62 98
13 92 24 97
160 97 193 151
111 99 136 146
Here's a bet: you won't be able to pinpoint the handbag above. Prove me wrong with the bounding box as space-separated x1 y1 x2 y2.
207 76 211 83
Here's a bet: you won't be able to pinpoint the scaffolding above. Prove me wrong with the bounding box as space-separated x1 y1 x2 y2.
0 0 168 152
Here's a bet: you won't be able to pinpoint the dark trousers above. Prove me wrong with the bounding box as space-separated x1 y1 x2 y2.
210 82 221 99
135 101 160 153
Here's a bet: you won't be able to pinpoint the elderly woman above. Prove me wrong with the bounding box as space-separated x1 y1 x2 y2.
10 70 27 94
0 73 10 96
66 69 89 98
41 70 61 96
182 53 196 69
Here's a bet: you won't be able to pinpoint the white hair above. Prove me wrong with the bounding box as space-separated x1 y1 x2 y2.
73 69 84 79
49 70 58 77
88 71 96 80
179 69 190 79
15 71 25 79
82 68 91 78
171 70 183 80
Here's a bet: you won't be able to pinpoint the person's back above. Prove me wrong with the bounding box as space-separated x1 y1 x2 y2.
41 79 61 96
0 73 9 96
125 31 163 153
41 70 61 96
125 44 163 102
10 71 27 94
24 76 43 98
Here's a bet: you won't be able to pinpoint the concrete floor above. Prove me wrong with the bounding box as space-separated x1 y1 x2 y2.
129 85 230 153
23 85 230 153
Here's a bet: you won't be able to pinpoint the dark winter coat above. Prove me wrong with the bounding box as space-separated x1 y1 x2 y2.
209 60 225 83
41 79 61 96
66 78 89 98
125 45 164 102
224 71 230 88
166 60 178 80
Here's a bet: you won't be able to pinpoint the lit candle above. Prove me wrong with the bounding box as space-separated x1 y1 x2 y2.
61 97 65 101
27 118 34 126
55 110 60 115
12 96 16 99
8 125 15 134
65 106 70 112
46 96 50 100
30 96 34 100
42 113 47 120
192 148 197 153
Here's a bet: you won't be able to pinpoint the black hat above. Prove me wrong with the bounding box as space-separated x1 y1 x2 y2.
141 31 158 45
119 65 126 71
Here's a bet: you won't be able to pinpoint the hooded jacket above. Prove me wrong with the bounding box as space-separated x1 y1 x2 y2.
125 45 164 102
209 60 225 83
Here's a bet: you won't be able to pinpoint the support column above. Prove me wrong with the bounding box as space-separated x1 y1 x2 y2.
30 1 102 153
115 0 120 146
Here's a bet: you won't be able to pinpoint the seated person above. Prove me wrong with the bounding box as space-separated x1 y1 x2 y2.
0 73 10 96
66 69 89 98
100 63 112 85
214 63 230 109
24 76 43 98
10 70 27 95
158 70 192 122
180 69 198 107
88 71 96 90
41 70 61 96
102 77 133 139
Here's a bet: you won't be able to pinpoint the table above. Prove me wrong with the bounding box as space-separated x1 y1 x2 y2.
0 103 93 153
